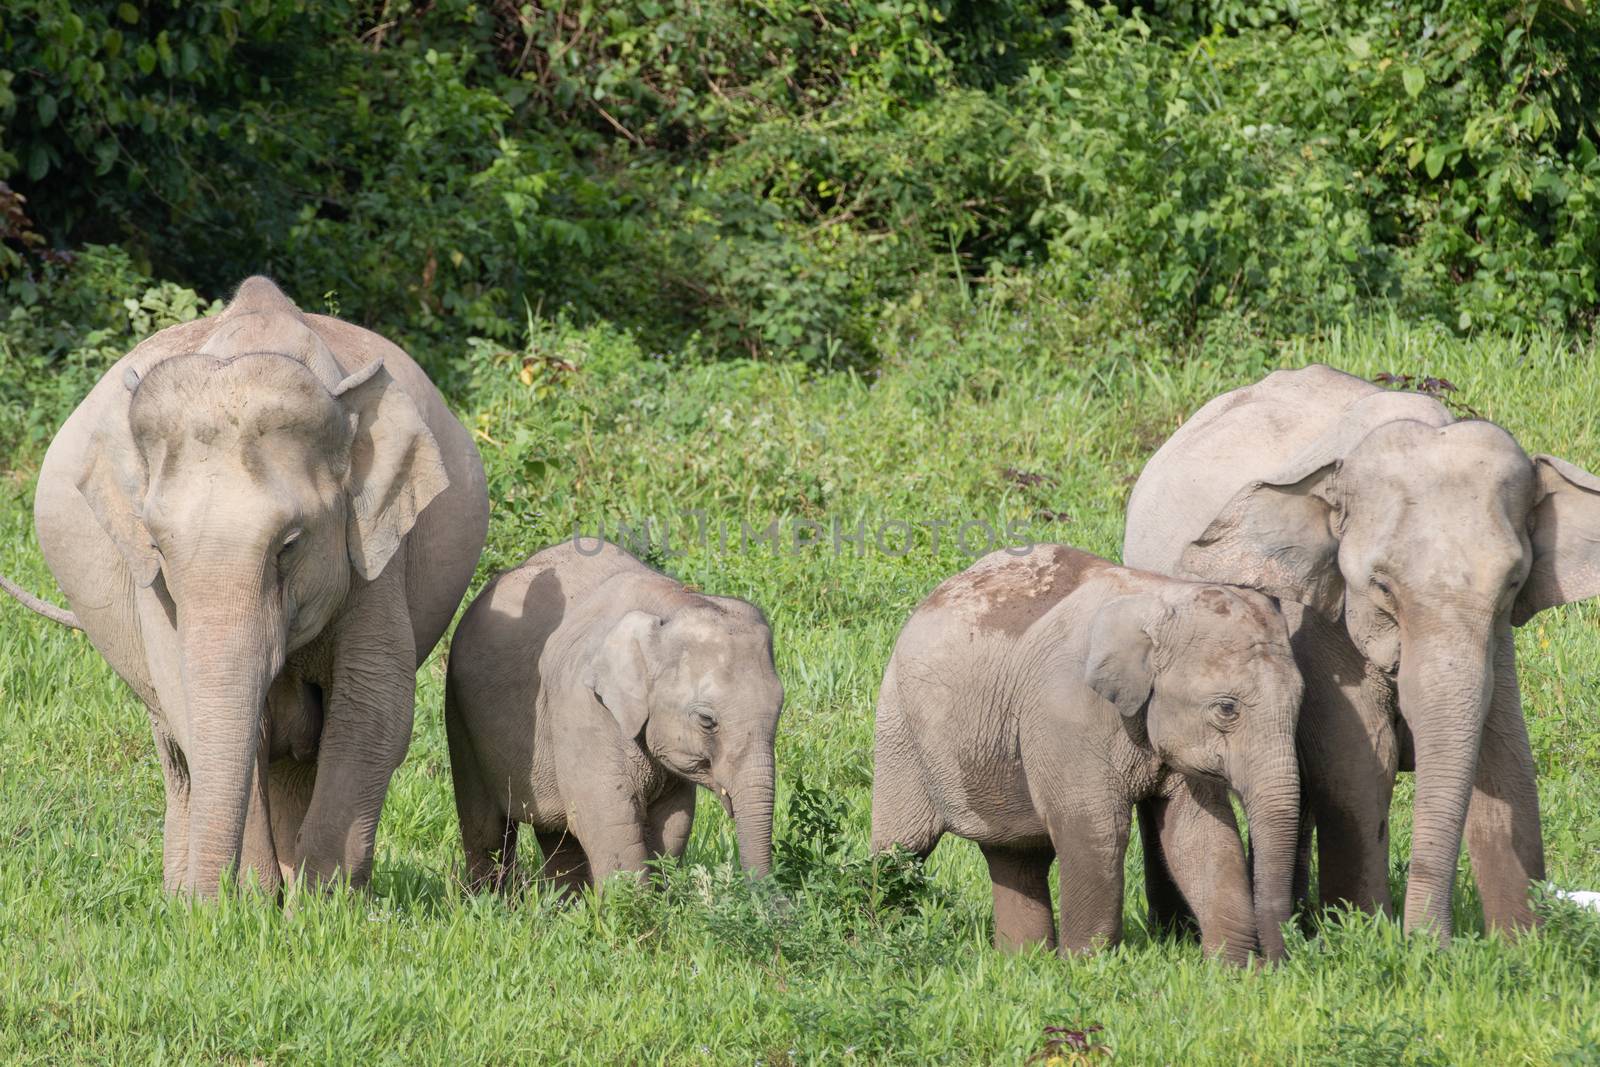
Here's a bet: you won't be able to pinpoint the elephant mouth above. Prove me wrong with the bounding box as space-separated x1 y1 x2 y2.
1160 751 1228 786
647 742 711 778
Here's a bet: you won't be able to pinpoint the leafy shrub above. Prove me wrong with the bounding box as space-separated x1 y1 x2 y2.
994 0 1600 336
585 778 941 997
0 244 217 463
4 0 1599 367
0 1 350 276
773 776 930 919
999 5 1385 335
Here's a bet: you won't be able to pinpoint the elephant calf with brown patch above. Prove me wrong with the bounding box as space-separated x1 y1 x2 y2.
872 545 1303 965
445 541 782 894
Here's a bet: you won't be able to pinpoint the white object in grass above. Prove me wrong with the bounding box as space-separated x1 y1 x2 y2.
1552 889 1600 911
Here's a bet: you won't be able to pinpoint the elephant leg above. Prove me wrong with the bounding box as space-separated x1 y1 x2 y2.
1136 798 1198 940
981 844 1056 952
534 830 589 897
1050 805 1131 957
238 742 282 894
1295 618 1399 919
150 716 191 894
444 692 517 893
296 697 413 888
1292 810 1316 934
869 696 943 859
563 774 650 890
869 767 942 859
644 779 697 865
267 758 317 886
295 608 416 889
1465 628 1544 936
1153 780 1259 965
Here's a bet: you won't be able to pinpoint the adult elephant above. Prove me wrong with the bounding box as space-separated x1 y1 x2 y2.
4 277 488 897
1123 364 1600 941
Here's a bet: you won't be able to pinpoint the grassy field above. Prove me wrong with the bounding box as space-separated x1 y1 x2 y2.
2 302 1599 1064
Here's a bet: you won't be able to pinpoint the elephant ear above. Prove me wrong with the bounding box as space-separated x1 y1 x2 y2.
1514 454 1600 626
584 610 663 738
1179 460 1344 618
75 368 159 588
335 357 450 581
1084 595 1165 719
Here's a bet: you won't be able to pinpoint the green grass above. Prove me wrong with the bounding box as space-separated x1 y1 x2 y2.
2 304 1599 1064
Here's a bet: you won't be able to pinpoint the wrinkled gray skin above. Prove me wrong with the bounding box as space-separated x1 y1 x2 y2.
1125 364 1600 942
27 277 488 896
871 545 1303 965
445 541 782 893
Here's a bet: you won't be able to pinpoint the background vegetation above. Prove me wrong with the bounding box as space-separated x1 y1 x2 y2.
2 1 1599 1063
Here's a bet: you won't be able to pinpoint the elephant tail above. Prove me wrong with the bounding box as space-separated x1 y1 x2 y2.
0 574 82 630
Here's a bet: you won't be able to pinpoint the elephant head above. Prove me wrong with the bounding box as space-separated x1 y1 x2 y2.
1085 585 1303 961
585 598 783 875
74 285 447 894
1180 399 1600 935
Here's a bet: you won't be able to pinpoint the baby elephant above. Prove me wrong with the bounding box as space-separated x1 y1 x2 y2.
872 545 1302 964
445 541 782 894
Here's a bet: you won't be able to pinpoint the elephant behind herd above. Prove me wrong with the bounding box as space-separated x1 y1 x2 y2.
2 276 1596 965
1124 365 1600 943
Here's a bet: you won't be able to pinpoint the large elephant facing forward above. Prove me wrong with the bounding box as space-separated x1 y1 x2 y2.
1124 364 1600 941
14 276 488 896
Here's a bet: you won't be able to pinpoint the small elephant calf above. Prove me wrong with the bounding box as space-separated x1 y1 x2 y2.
871 545 1303 964
445 541 782 894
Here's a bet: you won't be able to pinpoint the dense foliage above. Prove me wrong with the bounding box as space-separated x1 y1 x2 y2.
4 0 1599 370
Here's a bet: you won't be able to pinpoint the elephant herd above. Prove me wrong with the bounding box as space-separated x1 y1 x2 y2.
5 276 1599 967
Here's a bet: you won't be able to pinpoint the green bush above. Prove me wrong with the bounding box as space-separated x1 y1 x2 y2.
0 1 350 277
0 244 217 463
3 1 1598 363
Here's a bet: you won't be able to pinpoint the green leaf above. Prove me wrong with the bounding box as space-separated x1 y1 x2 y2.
36 94 56 127
117 2 138 23
1402 66 1425 98
1425 144 1447 179
135 43 156 74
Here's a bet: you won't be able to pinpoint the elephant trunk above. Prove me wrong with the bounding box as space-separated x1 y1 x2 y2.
1395 615 1495 941
177 590 284 897
1240 744 1301 963
729 754 775 877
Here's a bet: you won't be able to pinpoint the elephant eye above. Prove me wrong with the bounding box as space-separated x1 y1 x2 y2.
695 711 718 732
279 529 302 555
1210 698 1241 728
